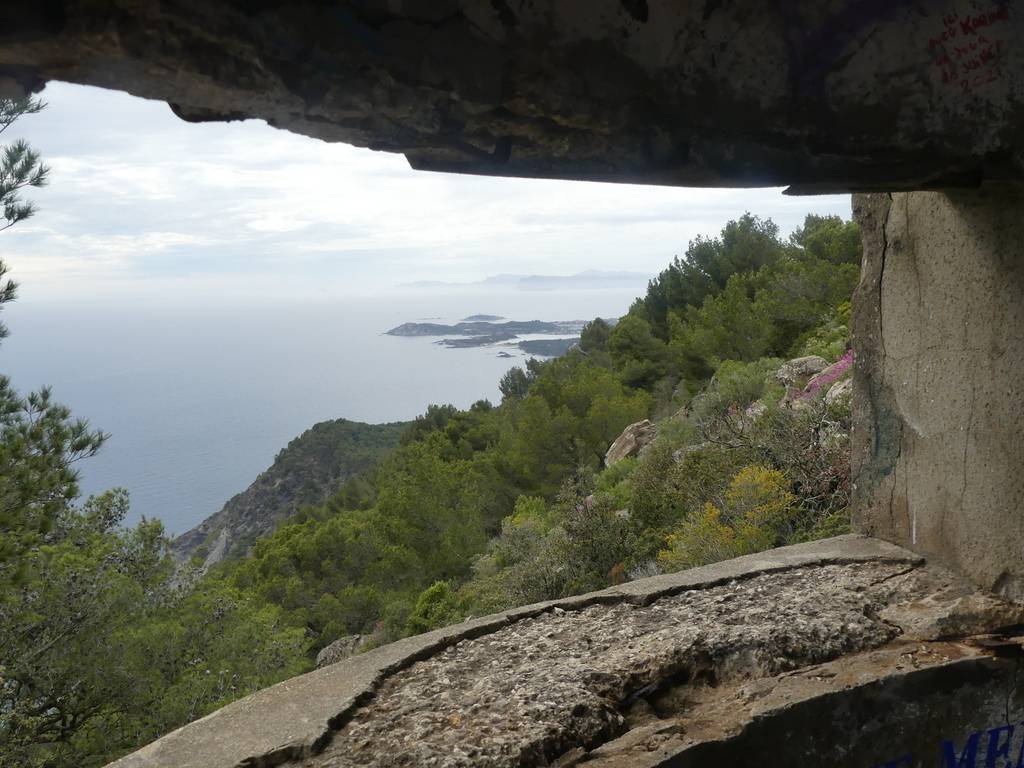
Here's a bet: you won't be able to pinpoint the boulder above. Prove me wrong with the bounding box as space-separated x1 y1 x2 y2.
604 420 657 466
775 356 828 388
315 635 366 669
825 377 853 407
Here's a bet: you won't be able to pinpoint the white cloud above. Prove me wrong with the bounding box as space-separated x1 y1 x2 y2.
0 81 853 301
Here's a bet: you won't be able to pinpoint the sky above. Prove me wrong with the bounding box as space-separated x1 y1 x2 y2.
2 82 853 304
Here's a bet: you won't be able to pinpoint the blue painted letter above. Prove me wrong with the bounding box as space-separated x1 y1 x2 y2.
942 731 981 768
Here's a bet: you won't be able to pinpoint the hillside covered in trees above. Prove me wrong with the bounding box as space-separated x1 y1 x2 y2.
3 192 860 765
172 418 409 568
215 213 858 649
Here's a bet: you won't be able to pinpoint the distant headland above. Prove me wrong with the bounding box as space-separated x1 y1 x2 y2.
384 316 616 357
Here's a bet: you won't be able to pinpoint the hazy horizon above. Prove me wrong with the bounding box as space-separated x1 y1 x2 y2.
2 81 852 306
1 80 856 534
4 288 642 535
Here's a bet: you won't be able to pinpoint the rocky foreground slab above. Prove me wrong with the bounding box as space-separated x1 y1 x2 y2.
109 536 1024 768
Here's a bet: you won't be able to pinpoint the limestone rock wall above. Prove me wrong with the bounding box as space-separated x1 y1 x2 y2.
853 190 1024 597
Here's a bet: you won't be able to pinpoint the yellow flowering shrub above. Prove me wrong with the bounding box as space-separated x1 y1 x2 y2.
657 465 796 572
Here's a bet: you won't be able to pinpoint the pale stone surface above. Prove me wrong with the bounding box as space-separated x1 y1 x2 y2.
775 356 828 387
604 420 657 466
286 562 924 767
107 536 1024 768
852 191 1024 598
315 635 366 669
824 376 853 406
2 2 1024 191
743 399 767 420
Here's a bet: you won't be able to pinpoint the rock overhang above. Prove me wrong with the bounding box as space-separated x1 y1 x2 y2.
1 0 1022 193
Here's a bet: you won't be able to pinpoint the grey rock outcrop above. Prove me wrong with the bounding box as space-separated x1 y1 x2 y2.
604 420 657 466
775 356 828 388
743 399 767 421
824 376 853 407
315 636 366 669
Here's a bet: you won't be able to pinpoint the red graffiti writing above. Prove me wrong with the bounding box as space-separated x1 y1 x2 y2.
928 6 1009 93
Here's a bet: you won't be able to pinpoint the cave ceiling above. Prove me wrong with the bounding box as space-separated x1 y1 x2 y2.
0 0 1021 192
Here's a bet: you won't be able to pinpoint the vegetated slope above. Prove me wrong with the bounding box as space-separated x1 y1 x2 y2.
224 212 862 655
172 418 408 567
8 212 861 768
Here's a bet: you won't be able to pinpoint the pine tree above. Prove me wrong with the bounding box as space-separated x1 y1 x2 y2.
0 97 48 341
0 96 106 590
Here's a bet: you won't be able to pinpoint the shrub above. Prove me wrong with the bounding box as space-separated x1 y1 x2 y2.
794 301 851 361
657 465 796 571
689 357 783 424
404 581 467 636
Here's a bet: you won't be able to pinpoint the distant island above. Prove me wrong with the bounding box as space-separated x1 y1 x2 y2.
437 332 518 348
385 317 610 357
518 338 579 356
386 319 591 337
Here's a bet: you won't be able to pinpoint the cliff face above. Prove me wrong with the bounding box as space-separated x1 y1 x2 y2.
172 419 407 567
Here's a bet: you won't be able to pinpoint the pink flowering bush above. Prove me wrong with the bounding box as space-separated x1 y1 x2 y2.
800 349 853 400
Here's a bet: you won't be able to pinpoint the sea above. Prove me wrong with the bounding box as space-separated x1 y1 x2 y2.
1 288 641 535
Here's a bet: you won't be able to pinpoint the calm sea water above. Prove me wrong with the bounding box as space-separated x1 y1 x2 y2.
1 289 639 534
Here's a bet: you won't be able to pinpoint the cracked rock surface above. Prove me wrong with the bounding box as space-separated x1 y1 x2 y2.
853 190 1024 599
286 561 977 768
107 539 1024 768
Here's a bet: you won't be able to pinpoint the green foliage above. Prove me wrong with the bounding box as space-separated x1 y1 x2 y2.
607 314 670 389
657 465 796 571
508 494 555 532
0 98 48 237
632 214 785 340
186 418 409 561
754 258 858 356
405 581 467 636
0 491 308 768
672 274 772 365
272 419 407 487
400 403 459 444
463 474 633 612
628 439 756 546
795 301 852 361
593 457 636 511
499 366 532 400
579 317 612 358
791 214 862 266
0 98 46 343
502 354 650 492
689 358 783 423
0 383 108 588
